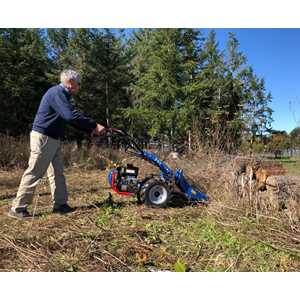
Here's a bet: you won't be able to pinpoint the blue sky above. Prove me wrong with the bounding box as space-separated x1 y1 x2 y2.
210 29 300 134
125 29 300 134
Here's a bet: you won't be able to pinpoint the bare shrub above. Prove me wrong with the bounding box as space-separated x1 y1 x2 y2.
60 142 125 170
0 134 124 171
172 131 300 226
0 134 30 169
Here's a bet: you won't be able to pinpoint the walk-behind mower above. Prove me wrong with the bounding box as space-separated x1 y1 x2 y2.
106 128 209 208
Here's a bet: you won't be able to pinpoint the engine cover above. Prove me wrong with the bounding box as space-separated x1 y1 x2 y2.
108 164 139 195
118 164 139 177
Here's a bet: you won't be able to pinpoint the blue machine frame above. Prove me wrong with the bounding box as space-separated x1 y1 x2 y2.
137 150 208 202
106 128 208 203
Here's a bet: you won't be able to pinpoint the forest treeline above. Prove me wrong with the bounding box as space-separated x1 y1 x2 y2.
1 28 296 153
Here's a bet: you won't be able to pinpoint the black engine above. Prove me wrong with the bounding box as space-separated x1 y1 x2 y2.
115 164 140 193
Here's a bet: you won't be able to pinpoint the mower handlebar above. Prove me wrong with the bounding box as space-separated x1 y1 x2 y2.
104 127 144 155
105 127 123 134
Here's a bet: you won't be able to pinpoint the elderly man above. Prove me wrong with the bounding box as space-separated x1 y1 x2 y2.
8 70 105 219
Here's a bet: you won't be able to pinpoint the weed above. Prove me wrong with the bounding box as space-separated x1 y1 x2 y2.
96 206 121 227
174 259 187 272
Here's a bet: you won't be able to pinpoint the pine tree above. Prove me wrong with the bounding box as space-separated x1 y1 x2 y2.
241 67 273 151
176 29 205 145
46 28 131 142
221 32 248 149
0 28 274 153
192 30 227 146
128 29 178 143
127 28 203 148
0 29 51 135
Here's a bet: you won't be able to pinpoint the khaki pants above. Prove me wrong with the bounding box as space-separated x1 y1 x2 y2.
12 131 68 212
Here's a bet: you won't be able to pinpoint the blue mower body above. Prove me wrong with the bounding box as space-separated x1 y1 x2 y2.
105 128 208 206
108 147 208 203
140 150 208 202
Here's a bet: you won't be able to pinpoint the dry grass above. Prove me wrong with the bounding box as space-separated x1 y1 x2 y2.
0 135 30 170
0 139 299 271
0 134 118 170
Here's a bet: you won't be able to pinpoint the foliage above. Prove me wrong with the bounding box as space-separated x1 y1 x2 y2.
0 29 51 135
174 259 187 272
267 130 290 158
290 127 300 149
241 67 273 147
126 29 273 151
0 28 274 151
46 29 131 142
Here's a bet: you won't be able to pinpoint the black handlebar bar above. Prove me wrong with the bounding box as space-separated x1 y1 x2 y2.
104 128 144 155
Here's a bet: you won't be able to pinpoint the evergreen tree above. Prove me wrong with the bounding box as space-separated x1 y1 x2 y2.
46 28 130 142
128 29 180 143
242 67 273 150
0 28 274 153
192 30 228 146
177 29 205 145
127 28 203 148
0 29 51 135
221 32 248 148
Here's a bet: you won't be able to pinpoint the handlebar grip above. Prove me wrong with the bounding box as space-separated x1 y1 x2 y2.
105 128 125 135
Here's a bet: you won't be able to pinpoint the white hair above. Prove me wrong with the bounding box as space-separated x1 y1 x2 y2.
60 69 81 85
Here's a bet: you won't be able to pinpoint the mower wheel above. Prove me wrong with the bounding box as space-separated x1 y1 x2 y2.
138 178 170 208
168 192 188 208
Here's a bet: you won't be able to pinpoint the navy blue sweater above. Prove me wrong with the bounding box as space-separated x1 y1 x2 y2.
32 85 97 140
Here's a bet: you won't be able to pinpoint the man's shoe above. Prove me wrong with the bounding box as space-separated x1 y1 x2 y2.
52 204 76 214
8 209 31 219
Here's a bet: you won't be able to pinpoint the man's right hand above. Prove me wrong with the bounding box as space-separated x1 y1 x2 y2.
93 123 106 135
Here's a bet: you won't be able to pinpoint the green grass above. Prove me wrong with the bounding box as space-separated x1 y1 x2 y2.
137 216 299 272
281 159 300 175
266 156 300 175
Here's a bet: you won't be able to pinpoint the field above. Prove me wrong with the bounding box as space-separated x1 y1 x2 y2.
0 151 299 272
277 157 300 176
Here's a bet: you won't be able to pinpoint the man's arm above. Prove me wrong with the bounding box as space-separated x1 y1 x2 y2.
51 90 104 134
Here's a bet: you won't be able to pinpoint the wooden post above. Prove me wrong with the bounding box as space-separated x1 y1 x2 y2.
188 130 191 153
106 80 112 148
